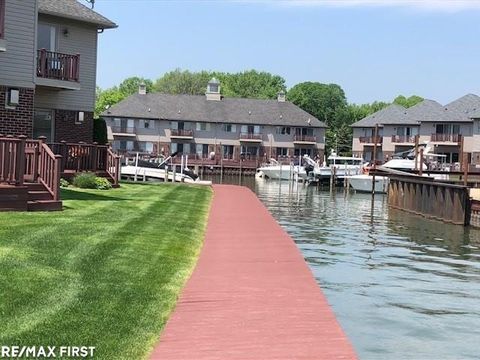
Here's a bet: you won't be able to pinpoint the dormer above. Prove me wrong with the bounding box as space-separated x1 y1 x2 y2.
206 78 221 101
277 91 286 102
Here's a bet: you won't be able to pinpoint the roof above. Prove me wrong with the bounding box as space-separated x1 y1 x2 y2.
471 109 480 119
407 99 471 123
445 94 480 119
38 0 117 29
103 93 326 128
352 98 476 127
351 104 409 127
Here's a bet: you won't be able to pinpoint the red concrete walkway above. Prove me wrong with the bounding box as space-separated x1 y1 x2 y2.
150 185 357 360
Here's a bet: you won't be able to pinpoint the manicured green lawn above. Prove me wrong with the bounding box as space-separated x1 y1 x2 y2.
0 183 212 359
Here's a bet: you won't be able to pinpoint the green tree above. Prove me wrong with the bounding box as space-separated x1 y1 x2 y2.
287 82 347 126
220 70 286 99
95 86 124 118
393 95 423 108
154 69 213 95
118 76 154 96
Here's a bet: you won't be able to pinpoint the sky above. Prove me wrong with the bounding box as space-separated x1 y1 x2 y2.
93 0 480 105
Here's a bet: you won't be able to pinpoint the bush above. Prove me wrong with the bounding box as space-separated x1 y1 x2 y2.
60 178 70 188
72 173 97 189
95 177 112 190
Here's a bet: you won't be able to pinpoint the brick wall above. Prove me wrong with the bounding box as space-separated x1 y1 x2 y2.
0 86 34 137
54 110 93 143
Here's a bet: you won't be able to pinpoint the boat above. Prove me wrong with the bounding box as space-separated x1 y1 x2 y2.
121 152 212 185
313 153 365 180
347 143 448 193
347 174 389 193
257 158 308 180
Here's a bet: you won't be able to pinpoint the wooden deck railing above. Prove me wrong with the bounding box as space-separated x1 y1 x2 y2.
0 135 26 185
359 136 383 144
48 141 119 186
430 134 462 143
37 49 80 82
170 129 194 137
293 135 317 142
391 135 416 143
38 140 61 201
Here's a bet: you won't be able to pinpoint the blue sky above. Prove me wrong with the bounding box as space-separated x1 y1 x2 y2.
94 0 480 104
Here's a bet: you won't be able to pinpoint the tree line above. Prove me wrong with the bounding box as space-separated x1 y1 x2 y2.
95 69 423 154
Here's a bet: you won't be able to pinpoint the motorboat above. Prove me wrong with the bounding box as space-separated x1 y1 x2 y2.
257 158 307 180
347 174 389 193
347 142 447 193
121 152 212 185
313 153 365 180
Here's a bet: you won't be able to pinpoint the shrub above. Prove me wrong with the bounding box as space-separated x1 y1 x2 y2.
95 177 112 190
72 172 97 189
60 178 70 188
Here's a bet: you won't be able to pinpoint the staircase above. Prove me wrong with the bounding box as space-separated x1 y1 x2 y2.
26 182 62 211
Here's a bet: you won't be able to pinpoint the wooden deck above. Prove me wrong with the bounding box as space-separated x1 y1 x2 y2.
150 185 357 360
0 136 120 211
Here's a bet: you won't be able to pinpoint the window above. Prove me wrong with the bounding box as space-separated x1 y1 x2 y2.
209 84 219 93
119 140 134 151
296 127 314 136
0 0 5 40
223 124 237 132
240 125 261 134
222 145 234 159
396 127 418 136
196 122 211 131
276 147 288 157
140 119 153 129
436 124 460 134
138 142 154 153
37 23 56 51
196 144 209 157
240 145 259 156
276 127 291 135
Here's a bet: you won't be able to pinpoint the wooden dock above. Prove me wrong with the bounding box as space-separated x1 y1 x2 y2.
150 185 357 360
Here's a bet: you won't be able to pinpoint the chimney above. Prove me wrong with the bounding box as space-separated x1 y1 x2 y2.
206 78 221 101
277 91 286 102
138 83 147 95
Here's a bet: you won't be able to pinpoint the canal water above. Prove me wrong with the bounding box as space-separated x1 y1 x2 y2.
208 175 480 359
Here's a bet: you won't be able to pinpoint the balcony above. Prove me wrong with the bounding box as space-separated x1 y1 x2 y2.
170 129 194 139
111 126 136 136
391 135 416 143
430 134 461 143
359 136 382 144
239 133 262 142
293 135 316 144
36 49 80 89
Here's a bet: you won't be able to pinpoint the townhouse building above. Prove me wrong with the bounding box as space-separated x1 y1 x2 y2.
352 94 480 165
102 79 326 167
0 0 116 142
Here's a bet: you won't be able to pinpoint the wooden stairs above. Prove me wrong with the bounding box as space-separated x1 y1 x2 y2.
26 182 62 211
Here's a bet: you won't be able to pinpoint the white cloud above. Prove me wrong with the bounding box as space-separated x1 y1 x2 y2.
266 0 480 12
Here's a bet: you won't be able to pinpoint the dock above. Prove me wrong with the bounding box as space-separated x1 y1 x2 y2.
150 185 357 360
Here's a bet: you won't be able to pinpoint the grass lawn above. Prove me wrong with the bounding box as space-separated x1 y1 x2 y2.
0 183 212 359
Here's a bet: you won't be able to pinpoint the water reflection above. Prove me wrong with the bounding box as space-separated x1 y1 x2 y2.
212 176 480 360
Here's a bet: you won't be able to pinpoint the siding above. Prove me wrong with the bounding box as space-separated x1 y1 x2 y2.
34 14 98 111
0 0 36 88
105 117 326 150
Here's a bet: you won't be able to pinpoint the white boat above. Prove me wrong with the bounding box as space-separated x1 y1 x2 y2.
257 159 307 180
314 153 365 179
347 174 389 193
347 143 448 193
121 165 212 185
